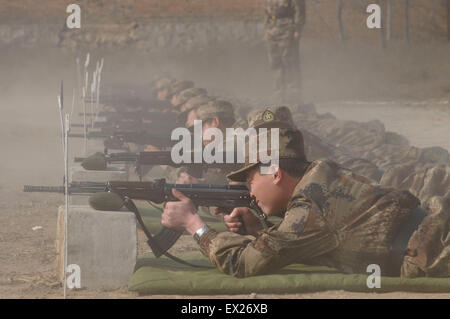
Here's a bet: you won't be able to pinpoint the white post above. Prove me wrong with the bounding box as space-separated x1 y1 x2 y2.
64 113 70 299
82 87 87 156
76 58 81 115
70 88 76 118
95 59 104 124
58 96 65 158
91 71 97 129
337 0 344 43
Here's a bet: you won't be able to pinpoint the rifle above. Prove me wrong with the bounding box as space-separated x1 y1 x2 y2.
74 111 177 126
23 179 267 267
75 150 243 178
68 130 175 148
71 120 174 134
23 181 107 195
75 151 242 167
83 96 171 111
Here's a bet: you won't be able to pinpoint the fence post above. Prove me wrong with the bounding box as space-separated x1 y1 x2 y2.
447 0 450 40
386 0 392 41
337 0 345 43
404 0 410 44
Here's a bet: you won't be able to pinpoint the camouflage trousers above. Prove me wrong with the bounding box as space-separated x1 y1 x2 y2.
401 195 450 278
265 31 301 100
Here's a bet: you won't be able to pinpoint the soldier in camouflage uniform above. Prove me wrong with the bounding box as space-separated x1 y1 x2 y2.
162 126 449 278
154 77 176 101
144 93 213 182
173 100 242 218
174 87 208 113
265 0 306 100
168 80 195 109
176 99 239 185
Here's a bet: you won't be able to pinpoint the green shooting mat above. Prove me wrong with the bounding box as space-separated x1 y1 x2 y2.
128 252 450 295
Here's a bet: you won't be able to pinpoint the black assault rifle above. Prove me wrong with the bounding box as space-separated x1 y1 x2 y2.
68 130 175 149
75 150 244 178
71 120 175 135
77 110 177 123
75 150 243 169
23 179 267 267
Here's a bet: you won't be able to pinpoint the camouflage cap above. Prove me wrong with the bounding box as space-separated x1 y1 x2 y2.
168 80 195 97
154 77 175 91
185 95 214 111
177 95 214 126
196 100 235 122
247 106 296 129
226 128 307 182
177 87 207 106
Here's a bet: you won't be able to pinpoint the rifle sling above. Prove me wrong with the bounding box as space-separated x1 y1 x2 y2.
122 197 213 269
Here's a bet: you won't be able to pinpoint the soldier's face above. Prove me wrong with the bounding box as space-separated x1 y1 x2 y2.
185 109 198 129
171 93 181 106
246 167 287 216
201 117 223 146
157 88 168 100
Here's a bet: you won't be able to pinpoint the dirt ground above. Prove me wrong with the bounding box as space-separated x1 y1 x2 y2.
0 40 449 299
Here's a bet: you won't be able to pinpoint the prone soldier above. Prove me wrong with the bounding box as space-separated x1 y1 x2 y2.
162 123 449 278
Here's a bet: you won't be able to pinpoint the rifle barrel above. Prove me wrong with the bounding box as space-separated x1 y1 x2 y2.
23 185 65 193
23 182 107 195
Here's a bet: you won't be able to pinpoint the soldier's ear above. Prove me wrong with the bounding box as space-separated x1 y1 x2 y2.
272 165 283 185
211 116 220 128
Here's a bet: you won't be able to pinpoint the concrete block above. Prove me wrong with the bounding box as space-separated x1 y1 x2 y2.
56 205 137 290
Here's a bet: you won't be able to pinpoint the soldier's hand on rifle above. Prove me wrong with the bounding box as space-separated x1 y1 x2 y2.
218 207 262 237
162 189 205 234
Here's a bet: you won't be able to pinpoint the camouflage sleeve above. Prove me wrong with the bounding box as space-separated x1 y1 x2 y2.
293 0 306 33
198 201 338 277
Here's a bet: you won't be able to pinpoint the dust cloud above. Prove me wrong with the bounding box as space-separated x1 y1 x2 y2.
1 40 449 189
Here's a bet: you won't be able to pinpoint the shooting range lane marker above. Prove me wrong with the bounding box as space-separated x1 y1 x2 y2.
64 108 71 298
94 61 100 118
91 70 97 129
70 88 76 118
82 86 87 156
76 57 82 117
57 81 65 162
57 96 64 158
94 58 104 123
83 53 90 151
